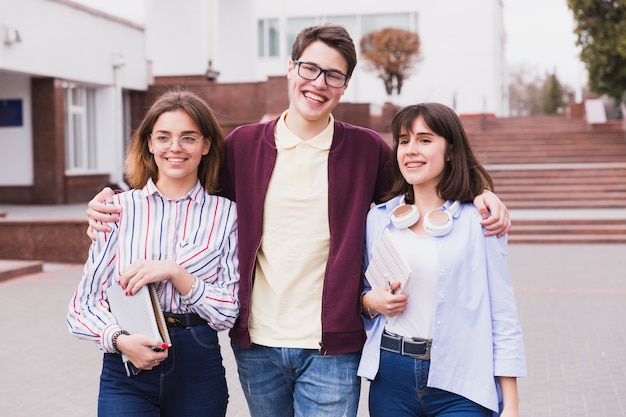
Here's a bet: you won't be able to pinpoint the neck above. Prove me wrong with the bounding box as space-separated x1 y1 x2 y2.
155 177 197 200
284 108 331 141
411 186 445 213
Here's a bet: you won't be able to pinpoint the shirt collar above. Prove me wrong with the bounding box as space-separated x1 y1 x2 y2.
275 110 334 150
144 177 204 204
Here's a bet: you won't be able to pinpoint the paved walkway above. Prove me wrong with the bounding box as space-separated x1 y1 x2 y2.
1 243 625 416
1 203 626 415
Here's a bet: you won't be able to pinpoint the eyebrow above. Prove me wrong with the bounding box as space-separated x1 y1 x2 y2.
153 129 201 135
401 130 435 137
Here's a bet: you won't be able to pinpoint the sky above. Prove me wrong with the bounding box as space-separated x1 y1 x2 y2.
503 0 586 91
72 0 586 90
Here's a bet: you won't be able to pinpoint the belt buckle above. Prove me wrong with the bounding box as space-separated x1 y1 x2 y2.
403 338 431 360
165 314 182 327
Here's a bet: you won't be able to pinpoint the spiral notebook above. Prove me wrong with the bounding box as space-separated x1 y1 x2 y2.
365 229 412 294
106 282 172 375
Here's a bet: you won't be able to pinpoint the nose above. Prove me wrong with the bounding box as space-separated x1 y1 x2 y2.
169 137 183 151
406 139 418 153
311 72 327 88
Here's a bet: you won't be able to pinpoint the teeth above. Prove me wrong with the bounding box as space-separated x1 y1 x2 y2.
304 92 324 103
168 158 185 163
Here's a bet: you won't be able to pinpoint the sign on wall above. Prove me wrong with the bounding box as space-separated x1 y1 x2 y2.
0 99 23 127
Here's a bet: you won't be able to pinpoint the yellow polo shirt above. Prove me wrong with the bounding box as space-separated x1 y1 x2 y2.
248 111 333 348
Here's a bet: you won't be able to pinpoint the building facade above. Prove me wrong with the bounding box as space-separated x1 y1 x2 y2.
0 0 150 203
0 0 506 204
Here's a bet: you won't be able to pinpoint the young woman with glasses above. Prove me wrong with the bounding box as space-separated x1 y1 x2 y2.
67 90 239 417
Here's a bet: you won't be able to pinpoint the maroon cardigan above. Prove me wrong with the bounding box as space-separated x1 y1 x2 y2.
220 118 391 355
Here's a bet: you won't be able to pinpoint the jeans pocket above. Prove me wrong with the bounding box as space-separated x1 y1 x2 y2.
189 325 219 349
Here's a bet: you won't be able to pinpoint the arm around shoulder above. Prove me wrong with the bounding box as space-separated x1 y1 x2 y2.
473 189 511 237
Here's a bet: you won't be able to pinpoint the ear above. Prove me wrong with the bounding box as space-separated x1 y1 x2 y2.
202 138 211 155
287 60 296 80
148 135 155 153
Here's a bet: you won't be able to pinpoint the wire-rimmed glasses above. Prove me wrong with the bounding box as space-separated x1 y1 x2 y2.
293 60 349 88
150 133 203 153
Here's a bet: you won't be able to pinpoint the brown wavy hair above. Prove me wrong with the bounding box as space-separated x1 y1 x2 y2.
124 90 225 194
385 103 494 204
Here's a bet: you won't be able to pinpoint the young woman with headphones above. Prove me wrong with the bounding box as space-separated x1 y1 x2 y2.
358 103 526 417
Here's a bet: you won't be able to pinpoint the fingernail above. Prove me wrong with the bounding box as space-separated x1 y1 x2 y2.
161 343 169 349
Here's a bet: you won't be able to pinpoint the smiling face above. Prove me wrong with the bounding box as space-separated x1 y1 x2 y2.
397 115 449 195
286 40 350 138
149 109 210 197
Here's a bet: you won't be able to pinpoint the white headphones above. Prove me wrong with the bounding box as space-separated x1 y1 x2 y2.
391 199 461 237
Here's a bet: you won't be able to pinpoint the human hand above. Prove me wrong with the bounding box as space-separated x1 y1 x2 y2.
474 189 511 237
115 333 169 370
86 187 119 240
120 260 182 296
364 284 409 318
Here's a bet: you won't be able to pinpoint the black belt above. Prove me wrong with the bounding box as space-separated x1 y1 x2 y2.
381 331 432 360
163 312 207 328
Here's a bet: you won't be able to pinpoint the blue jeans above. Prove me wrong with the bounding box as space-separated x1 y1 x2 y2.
369 350 492 417
98 324 228 417
231 342 361 417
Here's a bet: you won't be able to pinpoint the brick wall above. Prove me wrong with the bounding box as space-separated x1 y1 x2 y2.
0 219 91 263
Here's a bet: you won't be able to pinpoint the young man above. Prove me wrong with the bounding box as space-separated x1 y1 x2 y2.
87 25 510 417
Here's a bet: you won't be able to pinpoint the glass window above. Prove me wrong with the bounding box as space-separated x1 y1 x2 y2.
323 15 358 36
258 18 280 57
287 17 315 57
257 20 265 57
268 19 279 57
362 13 410 35
65 86 96 171
287 17 358 58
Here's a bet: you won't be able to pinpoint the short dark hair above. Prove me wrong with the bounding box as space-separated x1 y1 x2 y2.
124 90 225 193
386 103 494 203
291 24 357 76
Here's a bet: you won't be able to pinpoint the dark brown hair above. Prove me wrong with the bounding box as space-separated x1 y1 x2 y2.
386 103 494 203
291 24 357 76
124 90 225 193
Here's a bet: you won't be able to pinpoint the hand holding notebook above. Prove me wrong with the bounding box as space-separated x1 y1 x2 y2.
365 229 412 294
106 282 172 375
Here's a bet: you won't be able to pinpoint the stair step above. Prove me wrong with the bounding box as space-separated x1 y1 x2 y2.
460 115 626 243
0 260 44 283
509 234 626 244
504 201 626 209
511 225 626 236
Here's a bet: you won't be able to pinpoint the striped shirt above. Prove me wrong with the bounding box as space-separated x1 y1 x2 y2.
67 179 239 353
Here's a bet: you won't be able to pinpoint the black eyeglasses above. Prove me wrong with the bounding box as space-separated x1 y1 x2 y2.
293 60 349 88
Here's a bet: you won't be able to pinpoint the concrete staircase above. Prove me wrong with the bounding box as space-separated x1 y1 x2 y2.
461 116 626 243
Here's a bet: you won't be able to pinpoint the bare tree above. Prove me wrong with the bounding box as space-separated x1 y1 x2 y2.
508 66 574 116
359 28 421 95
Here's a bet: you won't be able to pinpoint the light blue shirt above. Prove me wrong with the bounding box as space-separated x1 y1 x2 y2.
357 195 526 413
